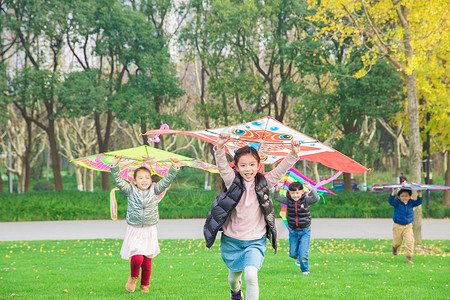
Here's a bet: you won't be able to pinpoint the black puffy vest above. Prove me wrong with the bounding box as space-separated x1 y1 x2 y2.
203 172 277 252
286 194 311 230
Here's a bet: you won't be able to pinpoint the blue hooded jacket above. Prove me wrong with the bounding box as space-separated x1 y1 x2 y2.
388 194 422 225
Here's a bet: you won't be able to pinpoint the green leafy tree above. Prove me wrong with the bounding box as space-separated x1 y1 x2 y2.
61 0 183 189
1 0 69 190
307 0 449 242
295 42 404 189
115 0 185 146
180 0 321 124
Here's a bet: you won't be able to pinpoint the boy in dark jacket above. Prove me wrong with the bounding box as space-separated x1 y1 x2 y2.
274 182 319 274
388 188 422 264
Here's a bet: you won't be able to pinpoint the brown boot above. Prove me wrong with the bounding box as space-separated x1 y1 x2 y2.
406 256 413 264
140 285 149 293
392 246 398 255
125 276 138 292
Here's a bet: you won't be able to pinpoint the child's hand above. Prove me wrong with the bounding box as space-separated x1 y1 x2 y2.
290 140 302 156
303 182 312 189
112 155 122 167
170 158 179 169
217 133 230 149
391 188 397 196
417 190 422 197
276 179 285 190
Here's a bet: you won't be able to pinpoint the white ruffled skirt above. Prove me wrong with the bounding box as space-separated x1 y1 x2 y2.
120 224 160 260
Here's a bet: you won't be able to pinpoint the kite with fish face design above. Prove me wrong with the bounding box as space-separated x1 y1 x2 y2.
142 116 369 173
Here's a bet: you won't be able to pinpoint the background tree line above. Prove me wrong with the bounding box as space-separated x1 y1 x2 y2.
1 0 448 210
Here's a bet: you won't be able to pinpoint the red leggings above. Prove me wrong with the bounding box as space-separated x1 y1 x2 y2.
130 255 152 286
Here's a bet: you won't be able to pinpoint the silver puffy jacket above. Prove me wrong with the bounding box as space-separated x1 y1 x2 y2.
111 165 179 226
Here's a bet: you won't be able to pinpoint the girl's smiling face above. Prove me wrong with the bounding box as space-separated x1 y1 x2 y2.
235 153 260 181
134 169 152 190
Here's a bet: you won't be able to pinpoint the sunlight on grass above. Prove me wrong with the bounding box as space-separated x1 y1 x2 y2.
0 239 448 299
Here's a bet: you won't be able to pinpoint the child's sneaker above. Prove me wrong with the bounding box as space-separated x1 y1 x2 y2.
406 256 414 264
392 246 398 255
230 289 243 300
302 271 310 275
295 258 300 268
140 285 149 292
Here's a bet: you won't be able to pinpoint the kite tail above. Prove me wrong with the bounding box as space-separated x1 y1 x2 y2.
307 171 343 195
147 123 170 144
110 187 119 220
320 193 326 204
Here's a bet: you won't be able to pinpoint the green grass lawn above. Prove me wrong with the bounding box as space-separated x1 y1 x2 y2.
1 239 448 299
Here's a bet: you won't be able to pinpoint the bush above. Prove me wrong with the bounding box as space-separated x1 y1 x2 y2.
33 181 54 191
0 188 448 221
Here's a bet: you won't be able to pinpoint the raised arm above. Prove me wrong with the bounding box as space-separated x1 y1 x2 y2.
265 140 301 188
410 190 423 207
154 160 180 195
273 189 288 205
304 182 320 205
214 133 235 188
110 156 132 194
388 189 398 207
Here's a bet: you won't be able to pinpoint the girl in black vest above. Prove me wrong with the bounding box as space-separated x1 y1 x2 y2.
273 181 319 274
204 134 301 300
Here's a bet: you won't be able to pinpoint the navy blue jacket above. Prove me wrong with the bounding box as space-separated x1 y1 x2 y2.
273 189 319 230
388 194 423 225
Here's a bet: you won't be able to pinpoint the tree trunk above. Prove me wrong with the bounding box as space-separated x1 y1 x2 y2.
343 172 352 191
443 153 450 206
94 112 112 191
46 148 50 181
0 172 3 193
395 4 422 244
75 167 83 191
23 120 33 193
405 72 422 243
23 148 31 192
361 171 367 191
312 162 320 183
87 169 94 192
395 136 401 178
47 122 63 190
404 72 422 243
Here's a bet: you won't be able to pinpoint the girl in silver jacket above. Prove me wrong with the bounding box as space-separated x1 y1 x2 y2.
111 155 179 293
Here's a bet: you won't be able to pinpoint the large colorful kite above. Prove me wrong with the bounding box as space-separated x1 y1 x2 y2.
71 145 218 220
71 145 218 181
366 182 450 191
142 116 369 174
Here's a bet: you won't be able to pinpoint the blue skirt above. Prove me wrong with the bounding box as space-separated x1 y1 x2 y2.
220 234 267 272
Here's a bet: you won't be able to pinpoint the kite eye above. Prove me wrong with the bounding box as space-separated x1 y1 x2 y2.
233 129 246 136
279 134 293 140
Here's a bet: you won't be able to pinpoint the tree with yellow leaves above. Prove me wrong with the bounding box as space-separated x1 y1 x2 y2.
306 0 449 242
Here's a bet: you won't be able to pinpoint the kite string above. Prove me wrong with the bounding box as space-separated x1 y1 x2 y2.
147 124 170 144
306 171 343 195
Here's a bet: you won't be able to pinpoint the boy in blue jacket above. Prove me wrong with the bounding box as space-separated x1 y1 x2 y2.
388 188 422 264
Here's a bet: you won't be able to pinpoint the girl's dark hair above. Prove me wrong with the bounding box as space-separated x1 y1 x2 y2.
397 189 412 196
133 167 152 180
289 182 304 191
233 146 260 165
